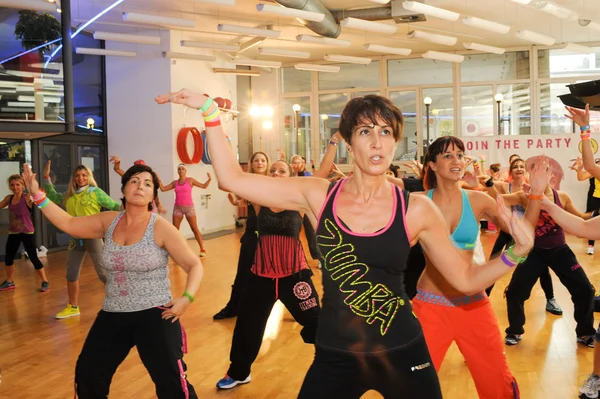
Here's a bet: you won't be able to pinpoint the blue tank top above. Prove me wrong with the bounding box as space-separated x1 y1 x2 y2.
508 183 526 217
427 189 479 250
315 179 420 354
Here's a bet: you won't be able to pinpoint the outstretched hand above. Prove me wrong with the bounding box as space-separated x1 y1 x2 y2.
495 195 534 257
527 156 550 195
109 155 120 165
155 89 208 110
22 164 41 196
44 160 51 177
569 157 583 171
564 104 590 128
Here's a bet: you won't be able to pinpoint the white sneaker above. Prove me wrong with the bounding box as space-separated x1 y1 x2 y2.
588 246 595 255
37 246 48 257
580 373 600 398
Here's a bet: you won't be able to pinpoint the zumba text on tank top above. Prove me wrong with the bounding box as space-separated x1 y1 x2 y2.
535 189 566 249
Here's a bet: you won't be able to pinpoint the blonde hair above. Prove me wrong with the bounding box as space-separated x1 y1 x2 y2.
64 165 98 204
7 174 24 187
248 151 271 175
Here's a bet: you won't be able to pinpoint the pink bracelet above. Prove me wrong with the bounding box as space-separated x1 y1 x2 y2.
32 191 45 202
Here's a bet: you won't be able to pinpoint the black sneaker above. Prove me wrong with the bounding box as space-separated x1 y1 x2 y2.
213 307 237 320
505 333 522 345
40 281 49 293
577 336 595 348
0 280 15 291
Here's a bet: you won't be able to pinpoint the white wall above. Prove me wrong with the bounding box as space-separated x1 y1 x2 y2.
106 30 239 237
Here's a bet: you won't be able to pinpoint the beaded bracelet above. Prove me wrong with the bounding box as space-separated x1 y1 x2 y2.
580 125 591 131
500 252 518 268
183 291 195 303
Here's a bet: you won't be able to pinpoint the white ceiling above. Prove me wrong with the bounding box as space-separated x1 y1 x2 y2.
69 0 600 64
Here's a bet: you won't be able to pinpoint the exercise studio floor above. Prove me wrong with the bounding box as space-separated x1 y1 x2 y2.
1 229 598 399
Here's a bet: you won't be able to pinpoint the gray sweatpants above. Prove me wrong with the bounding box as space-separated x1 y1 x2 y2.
66 238 105 283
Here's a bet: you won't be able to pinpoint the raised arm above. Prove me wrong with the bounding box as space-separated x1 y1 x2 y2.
541 196 600 240
562 192 591 219
190 173 211 189
93 187 122 211
566 104 600 178
409 194 533 294
312 132 341 179
157 177 175 192
109 156 125 177
42 160 64 204
155 89 329 220
22 164 112 239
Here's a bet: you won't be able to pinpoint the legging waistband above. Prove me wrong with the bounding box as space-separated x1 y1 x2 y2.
414 288 487 307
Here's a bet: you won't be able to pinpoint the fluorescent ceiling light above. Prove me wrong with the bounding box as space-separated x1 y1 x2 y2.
462 16 511 34
93 31 160 45
258 48 310 58
217 24 281 38
402 1 460 21
562 42 593 54
76 47 136 57
233 59 282 68
17 96 61 103
296 34 351 47
123 12 195 28
340 17 397 34
369 0 390 3
162 52 216 62
0 0 57 12
180 40 239 52
8 102 36 107
324 54 372 65
515 29 555 45
463 42 506 54
295 63 340 73
408 30 457 46
194 0 235 5
510 0 532 4
256 3 324 22
422 51 464 63
363 44 411 56
537 2 578 20
213 68 260 76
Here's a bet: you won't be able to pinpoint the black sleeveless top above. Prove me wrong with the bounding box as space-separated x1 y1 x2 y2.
244 203 257 237
315 179 421 353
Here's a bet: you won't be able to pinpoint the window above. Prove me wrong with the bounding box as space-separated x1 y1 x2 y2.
319 61 380 90
319 93 348 164
388 58 452 86
461 52 530 82
461 86 494 137
497 84 531 135
282 67 311 93
422 87 454 141
539 83 574 135
389 91 417 160
73 34 105 134
538 47 600 79
282 97 312 161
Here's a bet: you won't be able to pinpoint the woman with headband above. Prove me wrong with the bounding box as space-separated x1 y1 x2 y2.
157 164 211 257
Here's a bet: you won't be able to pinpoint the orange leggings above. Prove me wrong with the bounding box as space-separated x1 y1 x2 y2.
413 291 519 399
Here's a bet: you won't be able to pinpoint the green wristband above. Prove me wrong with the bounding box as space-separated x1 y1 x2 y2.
183 291 195 303
505 244 527 264
200 97 213 113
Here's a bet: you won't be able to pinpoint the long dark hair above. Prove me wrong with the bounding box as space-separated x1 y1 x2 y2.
423 136 465 190
120 164 161 211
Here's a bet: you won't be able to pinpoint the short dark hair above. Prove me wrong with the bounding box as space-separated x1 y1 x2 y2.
388 164 400 178
339 95 403 145
120 164 160 211
490 163 501 173
423 136 465 190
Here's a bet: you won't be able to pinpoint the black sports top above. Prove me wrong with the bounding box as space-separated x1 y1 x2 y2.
244 203 257 237
315 179 421 353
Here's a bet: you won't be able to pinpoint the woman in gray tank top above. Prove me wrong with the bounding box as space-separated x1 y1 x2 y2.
22 163 203 399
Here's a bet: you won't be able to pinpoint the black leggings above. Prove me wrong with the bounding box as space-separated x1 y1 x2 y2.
5 233 43 270
75 308 197 399
505 245 595 337
298 334 442 399
223 233 257 313
227 269 320 381
587 196 600 246
485 231 554 300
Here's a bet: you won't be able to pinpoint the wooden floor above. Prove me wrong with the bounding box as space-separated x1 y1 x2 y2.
1 229 599 399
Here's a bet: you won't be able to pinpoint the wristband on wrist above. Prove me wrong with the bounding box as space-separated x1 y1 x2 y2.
528 193 544 200
32 191 45 202
37 197 50 209
581 133 591 141
485 177 494 188
505 244 528 264
183 291 195 303
329 140 338 146
580 125 591 131
199 97 213 113
500 252 518 268
204 119 221 127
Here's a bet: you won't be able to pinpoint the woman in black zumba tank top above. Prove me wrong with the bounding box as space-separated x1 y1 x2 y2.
155 88 536 399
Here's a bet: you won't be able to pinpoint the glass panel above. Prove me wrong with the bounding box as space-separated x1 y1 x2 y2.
282 97 312 161
42 143 72 249
319 61 380 90
538 47 600 79
73 34 104 134
78 145 102 184
319 93 349 164
282 67 311 93
0 8 64 121
0 139 31 261
422 87 454 144
351 91 380 98
389 91 418 161
388 58 452 86
497 84 531 135
540 82 574 135
461 85 494 137
461 52 530 82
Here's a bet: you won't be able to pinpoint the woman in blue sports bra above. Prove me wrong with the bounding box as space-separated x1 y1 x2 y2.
412 137 543 399
155 89 537 399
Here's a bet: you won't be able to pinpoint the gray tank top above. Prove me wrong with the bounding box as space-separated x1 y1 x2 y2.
102 212 171 312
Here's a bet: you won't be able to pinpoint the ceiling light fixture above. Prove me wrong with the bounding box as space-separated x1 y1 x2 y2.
408 30 457 46
294 63 340 73
340 17 397 34
217 24 281 38
93 31 160 45
180 40 240 52
324 54 372 65
402 1 460 21
194 0 235 5
562 42 593 54
296 34 351 47
515 29 555 45
0 0 57 12
369 0 390 3
76 48 136 57
363 44 411 56
213 68 260 76
257 48 310 58
537 1 578 20
461 16 511 34
422 50 464 63
463 42 506 54
509 0 532 4
256 3 325 22
162 52 216 61
233 59 282 68
122 12 195 28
